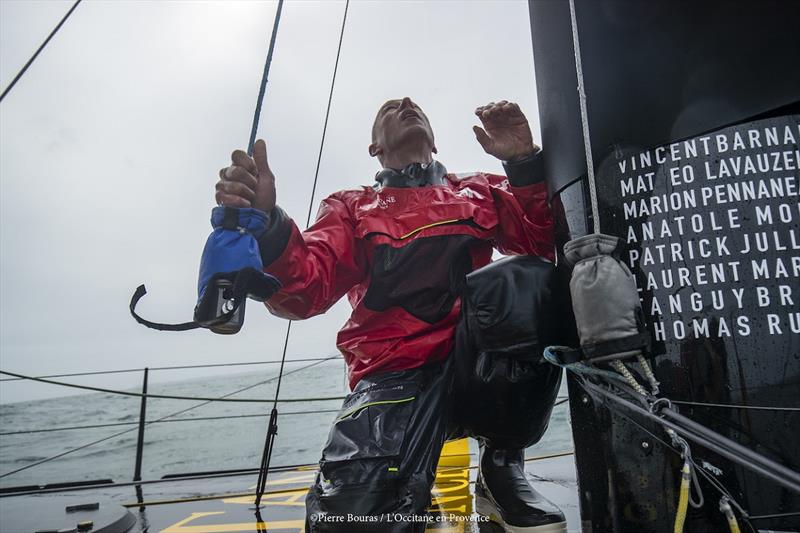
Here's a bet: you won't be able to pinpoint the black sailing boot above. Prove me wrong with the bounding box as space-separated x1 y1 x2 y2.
475 445 567 532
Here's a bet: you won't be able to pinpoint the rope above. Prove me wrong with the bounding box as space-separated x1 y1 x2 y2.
609 396 753 527
0 356 342 382
254 0 350 510
665 428 704 509
636 354 660 395
567 0 600 233
720 497 742 533
548 347 715 518
572 374 800 532
0 369 345 403
304 1 349 228
543 346 630 384
247 0 284 156
0 0 83 103
610 360 650 397
673 461 691 533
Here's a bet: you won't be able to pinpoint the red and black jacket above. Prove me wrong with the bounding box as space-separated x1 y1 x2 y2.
259 154 555 389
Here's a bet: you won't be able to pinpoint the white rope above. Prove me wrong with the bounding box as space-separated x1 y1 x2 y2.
611 360 649 397
568 0 600 233
636 354 661 395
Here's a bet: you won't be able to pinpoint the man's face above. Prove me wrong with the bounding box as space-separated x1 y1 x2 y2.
370 97 436 162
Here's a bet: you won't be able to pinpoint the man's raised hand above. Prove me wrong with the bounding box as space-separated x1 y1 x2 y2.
473 101 540 162
215 139 276 212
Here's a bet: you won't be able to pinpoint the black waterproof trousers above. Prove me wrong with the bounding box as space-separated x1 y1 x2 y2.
305 256 572 532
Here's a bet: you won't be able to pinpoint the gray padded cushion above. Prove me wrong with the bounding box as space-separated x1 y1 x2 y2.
564 234 643 357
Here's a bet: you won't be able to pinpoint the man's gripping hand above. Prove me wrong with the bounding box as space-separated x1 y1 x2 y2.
473 101 540 162
215 139 276 212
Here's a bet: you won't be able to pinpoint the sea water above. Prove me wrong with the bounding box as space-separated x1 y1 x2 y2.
0 360 571 489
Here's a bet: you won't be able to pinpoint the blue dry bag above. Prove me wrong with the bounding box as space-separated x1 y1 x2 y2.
130 206 282 334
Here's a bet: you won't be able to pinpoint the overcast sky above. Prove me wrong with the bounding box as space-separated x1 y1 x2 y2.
0 0 541 403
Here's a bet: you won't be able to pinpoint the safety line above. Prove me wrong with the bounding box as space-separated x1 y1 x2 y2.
0 0 82 103
0 369 345 404
0 356 342 382
2 397 568 436
0 367 144 382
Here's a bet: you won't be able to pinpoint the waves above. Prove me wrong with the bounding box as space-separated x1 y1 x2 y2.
0 360 571 489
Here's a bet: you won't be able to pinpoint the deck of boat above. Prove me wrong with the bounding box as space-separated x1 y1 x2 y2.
0 440 580 532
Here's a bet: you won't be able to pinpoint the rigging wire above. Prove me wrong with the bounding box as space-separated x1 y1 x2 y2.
567 0 599 232
303 0 349 229
244 0 287 512
671 400 800 412
254 0 350 510
581 377 800 495
608 396 757 533
747 511 800 521
557 356 795 528
0 0 83 103
0 356 340 479
247 0 284 155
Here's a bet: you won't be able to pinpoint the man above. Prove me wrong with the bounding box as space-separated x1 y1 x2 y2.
215 98 567 532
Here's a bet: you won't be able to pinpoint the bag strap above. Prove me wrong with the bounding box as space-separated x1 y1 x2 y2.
128 269 255 332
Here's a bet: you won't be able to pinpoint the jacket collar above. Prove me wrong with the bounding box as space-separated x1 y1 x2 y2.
374 160 447 189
